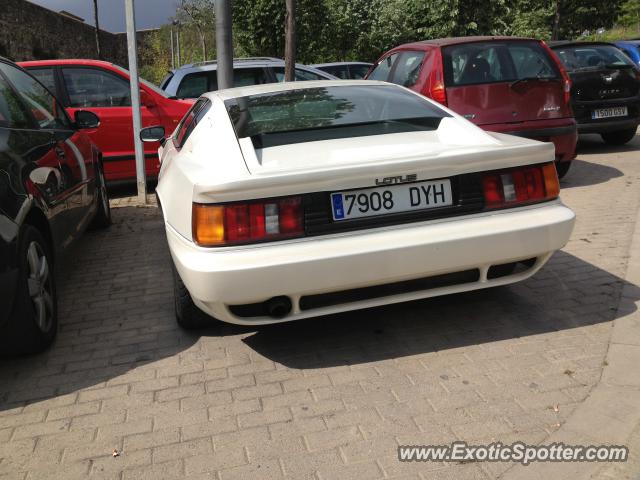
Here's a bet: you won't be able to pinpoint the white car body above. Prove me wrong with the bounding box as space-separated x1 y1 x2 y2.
155 80 575 326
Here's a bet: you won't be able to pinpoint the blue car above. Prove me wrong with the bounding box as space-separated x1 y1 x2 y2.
615 40 640 66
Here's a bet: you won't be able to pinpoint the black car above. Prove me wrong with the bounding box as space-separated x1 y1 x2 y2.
0 58 110 355
550 41 640 145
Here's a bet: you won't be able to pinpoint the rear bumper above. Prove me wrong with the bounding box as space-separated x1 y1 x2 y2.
483 118 578 162
572 97 640 134
577 117 640 134
167 201 575 325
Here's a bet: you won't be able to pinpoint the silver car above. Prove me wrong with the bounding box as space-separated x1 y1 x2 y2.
160 57 338 99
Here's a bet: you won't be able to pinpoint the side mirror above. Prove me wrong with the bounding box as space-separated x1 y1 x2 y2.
140 89 156 107
74 110 100 129
140 125 165 143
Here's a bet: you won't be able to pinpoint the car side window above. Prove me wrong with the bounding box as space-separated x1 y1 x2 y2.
368 53 399 81
273 67 326 82
323 66 349 79
0 63 70 130
234 68 269 86
26 68 57 95
349 65 371 79
62 67 131 107
177 72 210 99
0 75 32 129
173 98 211 149
390 51 426 87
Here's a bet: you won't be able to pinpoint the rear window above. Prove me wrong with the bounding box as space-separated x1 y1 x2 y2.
225 85 450 148
552 45 636 71
443 41 560 86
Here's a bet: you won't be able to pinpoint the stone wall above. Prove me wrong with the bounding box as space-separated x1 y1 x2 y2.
0 0 157 69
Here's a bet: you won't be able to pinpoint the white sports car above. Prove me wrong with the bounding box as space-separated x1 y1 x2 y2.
144 80 575 328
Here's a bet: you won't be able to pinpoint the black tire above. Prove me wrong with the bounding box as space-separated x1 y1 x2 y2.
0 226 57 355
555 161 572 179
601 127 638 146
90 165 111 229
172 264 215 329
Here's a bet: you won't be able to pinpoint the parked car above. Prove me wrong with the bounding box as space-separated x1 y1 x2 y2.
312 62 373 79
368 37 578 177
614 40 640 66
550 41 640 146
143 80 575 329
160 57 338 99
18 59 193 183
0 58 110 355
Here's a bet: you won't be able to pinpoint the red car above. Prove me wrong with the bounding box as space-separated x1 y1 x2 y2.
19 59 193 182
368 37 578 177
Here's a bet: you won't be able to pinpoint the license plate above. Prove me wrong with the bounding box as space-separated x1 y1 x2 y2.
592 106 628 119
331 179 453 221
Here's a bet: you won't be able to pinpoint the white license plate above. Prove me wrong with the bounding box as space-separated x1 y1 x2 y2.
331 179 453 221
592 106 628 119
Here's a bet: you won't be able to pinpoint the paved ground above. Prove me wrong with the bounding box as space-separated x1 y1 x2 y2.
1 134 640 480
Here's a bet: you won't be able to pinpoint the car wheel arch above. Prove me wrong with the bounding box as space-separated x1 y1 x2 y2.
22 207 54 265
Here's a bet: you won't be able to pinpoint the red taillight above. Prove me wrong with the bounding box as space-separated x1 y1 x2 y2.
482 163 559 209
193 196 304 246
541 40 572 107
429 50 447 106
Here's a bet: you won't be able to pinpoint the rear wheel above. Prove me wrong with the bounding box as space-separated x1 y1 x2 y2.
90 166 111 229
172 264 216 329
1 226 57 355
555 161 572 179
601 127 637 146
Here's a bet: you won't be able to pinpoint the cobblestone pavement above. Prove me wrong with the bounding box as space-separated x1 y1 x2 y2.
1 134 639 480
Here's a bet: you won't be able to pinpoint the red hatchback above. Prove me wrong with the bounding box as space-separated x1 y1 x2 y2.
19 60 193 183
368 37 578 177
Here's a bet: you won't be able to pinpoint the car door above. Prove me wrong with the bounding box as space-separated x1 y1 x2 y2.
59 66 162 181
0 62 73 254
0 62 96 243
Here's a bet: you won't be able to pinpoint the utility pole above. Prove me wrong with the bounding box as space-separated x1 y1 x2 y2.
173 20 181 67
170 27 175 69
285 0 296 82
93 0 101 59
125 0 147 204
215 0 233 89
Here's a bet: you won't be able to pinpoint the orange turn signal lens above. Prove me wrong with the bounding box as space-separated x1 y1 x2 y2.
543 163 560 199
192 204 225 246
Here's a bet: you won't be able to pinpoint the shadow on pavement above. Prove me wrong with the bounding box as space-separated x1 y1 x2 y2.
559 159 624 189
577 132 639 155
243 248 638 369
1 203 638 412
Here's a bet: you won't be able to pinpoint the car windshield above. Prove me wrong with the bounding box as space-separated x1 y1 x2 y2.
111 64 171 97
225 85 450 148
553 45 636 71
443 41 560 87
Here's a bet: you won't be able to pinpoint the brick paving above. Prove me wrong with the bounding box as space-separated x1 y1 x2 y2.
1 134 639 479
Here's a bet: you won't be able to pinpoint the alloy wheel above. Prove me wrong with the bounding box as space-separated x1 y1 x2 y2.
26 241 54 333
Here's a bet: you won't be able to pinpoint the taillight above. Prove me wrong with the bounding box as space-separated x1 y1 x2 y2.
541 40 572 106
193 196 304 246
482 163 559 209
429 50 447 106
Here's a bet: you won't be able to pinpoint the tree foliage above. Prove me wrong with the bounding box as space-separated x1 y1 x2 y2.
138 0 629 85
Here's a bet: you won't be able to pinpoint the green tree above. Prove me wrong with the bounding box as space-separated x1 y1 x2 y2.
618 0 640 32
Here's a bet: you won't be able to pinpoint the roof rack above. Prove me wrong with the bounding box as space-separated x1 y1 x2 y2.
181 57 283 68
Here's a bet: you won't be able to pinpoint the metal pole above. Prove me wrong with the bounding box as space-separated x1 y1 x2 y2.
176 26 181 66
170 28 175 69
125 0 147 204
215 0 233 89
285 0 296 81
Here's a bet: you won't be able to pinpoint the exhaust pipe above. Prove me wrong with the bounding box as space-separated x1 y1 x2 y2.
265 296 292 319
